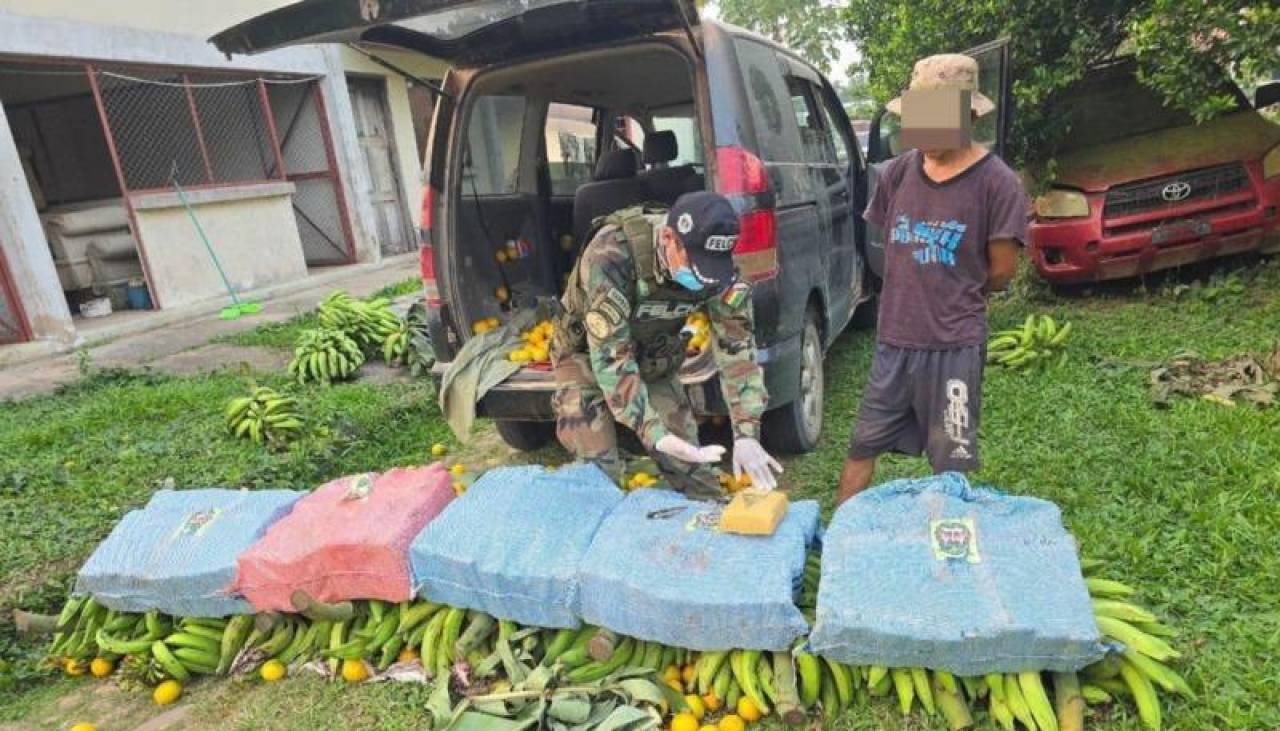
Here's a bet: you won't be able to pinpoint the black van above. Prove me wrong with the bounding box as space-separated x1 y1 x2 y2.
214 2 990 454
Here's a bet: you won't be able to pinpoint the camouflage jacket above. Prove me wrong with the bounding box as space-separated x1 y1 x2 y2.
553 214 767 447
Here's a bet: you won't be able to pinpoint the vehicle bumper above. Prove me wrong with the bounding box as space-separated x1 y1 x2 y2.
1030 161 1280 284
432 332 802 422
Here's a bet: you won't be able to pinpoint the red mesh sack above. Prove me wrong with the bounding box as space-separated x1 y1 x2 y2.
233 464 453 611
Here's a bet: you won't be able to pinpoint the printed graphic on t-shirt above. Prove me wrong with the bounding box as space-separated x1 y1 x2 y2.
891 215 968 267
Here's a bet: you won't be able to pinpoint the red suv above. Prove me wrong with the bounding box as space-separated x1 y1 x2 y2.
1029 60 1280 284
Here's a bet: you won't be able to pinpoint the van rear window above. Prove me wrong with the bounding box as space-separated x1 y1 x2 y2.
462 95 526 194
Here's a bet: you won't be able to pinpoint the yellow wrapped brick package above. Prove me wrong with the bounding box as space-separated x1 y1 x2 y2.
720 491 789 536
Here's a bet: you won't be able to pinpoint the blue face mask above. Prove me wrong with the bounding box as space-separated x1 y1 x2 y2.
671 267 706 292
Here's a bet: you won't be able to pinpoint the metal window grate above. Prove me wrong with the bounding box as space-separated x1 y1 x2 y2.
1103 163 1250 219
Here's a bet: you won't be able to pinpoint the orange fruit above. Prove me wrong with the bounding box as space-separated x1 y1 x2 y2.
260 659 286 682
736 697 764 722
397 647 419 663
681 664 697 685
671 712 699 731
63 659 86 677
153 679 182 706
718 715 745 731
89 657 114 678
342 659 370 683
701 693 722 712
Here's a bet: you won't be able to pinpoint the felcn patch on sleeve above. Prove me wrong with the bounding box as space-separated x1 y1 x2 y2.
721 281 750 309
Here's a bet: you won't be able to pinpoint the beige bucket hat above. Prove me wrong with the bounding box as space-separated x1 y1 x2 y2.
886 53 996 117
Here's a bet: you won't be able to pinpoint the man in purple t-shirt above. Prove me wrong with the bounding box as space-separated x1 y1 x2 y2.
837 54 1028 504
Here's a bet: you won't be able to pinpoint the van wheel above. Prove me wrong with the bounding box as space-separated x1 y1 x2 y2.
495 420 556 452
763 312 824 454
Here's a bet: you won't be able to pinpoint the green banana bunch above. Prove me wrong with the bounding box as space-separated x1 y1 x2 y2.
1076 563 1191 730
318 291 402 351
383 319 411 365
288 327 365 385
987 313 1074 370
224 385 304 445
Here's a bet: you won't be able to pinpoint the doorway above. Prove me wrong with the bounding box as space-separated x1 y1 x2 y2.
346 76 414 256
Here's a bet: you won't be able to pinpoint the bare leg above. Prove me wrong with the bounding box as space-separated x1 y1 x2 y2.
836 457 877 505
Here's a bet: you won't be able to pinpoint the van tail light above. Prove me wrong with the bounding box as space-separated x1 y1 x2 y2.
715 146 777 281
419 186 442 306
716 146 770 195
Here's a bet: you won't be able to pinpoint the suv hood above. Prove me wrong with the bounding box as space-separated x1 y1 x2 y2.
1055 111 1280 192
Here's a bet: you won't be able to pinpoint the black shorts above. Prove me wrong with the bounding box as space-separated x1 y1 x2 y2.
847 343 984 472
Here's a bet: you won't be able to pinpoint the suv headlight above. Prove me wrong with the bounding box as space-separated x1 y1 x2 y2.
1264 142 1280 180
1034 189 1090 219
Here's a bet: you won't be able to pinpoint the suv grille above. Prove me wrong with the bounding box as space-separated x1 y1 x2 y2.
1104 163 1250 219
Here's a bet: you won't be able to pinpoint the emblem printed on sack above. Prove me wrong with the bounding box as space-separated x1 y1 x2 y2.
343 473 374 501
686 508 723 533
177 508 222 537
930 518 980 563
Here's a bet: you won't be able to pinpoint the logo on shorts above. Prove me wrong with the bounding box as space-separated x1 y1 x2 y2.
943 379 971 456
177 508 221 537
931 518 980 563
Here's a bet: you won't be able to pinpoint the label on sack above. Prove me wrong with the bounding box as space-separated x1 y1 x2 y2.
175 508 222 538
930 518 980 563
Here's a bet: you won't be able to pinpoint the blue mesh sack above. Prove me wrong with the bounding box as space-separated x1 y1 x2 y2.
809 473 1105 674
75 489 301 617
410 463 624 629
577 489 820 651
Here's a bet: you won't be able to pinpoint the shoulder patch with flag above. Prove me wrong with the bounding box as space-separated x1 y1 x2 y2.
721 281 750 309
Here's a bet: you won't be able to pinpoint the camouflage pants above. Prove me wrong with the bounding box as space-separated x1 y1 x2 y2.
551 354 723 500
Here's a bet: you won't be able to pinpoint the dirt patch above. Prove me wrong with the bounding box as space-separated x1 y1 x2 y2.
133 705 192 731
146 345 291 377
355 362 414 386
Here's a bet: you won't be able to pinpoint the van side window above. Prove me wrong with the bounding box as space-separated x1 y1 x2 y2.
785 77 837 166
813 86 855 169
462 95 526 194
546 102 598 196
734 38 802 164
651 103 704 167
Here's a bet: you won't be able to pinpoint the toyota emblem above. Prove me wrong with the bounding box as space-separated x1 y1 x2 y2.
1161 181 1192 202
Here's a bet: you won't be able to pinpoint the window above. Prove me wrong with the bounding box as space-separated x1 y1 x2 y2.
787 77 838 166
734 38 802 164
462 95 526 194
546 102 597 196
814 87 856 169
652 103 704 167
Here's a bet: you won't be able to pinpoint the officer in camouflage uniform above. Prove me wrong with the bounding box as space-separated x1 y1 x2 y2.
551 192 783 499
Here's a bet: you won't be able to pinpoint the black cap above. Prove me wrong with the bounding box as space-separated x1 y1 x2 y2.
668 192 739 290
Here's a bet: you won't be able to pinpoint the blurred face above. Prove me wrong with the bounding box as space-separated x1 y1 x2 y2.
900 87 972 159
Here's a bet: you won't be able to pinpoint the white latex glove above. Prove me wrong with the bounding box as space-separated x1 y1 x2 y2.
655 434 726 464
733 438 784 491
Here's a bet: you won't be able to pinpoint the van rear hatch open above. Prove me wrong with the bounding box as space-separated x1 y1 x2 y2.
211 0 699 64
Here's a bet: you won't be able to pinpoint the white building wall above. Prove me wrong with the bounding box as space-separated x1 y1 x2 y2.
0 3 449 348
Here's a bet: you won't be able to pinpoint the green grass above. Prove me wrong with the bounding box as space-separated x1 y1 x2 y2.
2 259 1279 729
217 277 422 350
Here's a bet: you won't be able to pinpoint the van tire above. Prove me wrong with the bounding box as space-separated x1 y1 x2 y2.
495 420 556 452
763 312 824 454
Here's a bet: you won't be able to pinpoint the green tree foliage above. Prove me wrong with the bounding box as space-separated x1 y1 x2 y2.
842 0 1142 171
1130 0 1280 121
717 0 846 74
720 0 1277 174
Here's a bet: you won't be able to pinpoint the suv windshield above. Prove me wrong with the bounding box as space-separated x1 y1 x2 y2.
1056 61 1248 151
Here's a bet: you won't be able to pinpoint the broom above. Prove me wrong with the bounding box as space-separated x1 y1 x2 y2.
170 165 262 320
